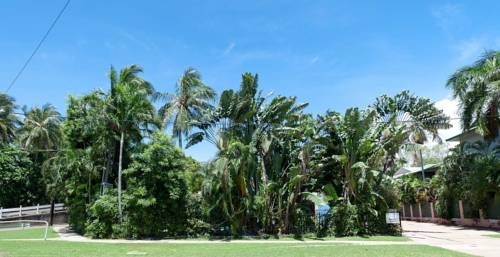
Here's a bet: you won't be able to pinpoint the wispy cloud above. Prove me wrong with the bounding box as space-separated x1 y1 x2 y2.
454 38 485 63
119 31 157 51
309 56 319 65
104 26 158 52
223 42 236 55
433 97 461 146
230 49 282 63
452 37 500 65
431 3 462 31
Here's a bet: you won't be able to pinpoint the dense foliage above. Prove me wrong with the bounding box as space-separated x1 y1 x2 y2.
0 145 41 206
123 132 192 238
447 51 500 139
396 51 500 220
1 51 498 239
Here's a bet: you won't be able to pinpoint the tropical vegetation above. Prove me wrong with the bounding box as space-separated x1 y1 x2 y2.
398 51 500 220
0 50 498 239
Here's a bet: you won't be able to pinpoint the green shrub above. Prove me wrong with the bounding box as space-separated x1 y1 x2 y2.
122 132 191 238
85 193 120 238
185 194 213 237
0 145 44 207
330 203 359 236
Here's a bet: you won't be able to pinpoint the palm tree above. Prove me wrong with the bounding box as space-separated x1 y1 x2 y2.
330 108 378 203
447 51 500 139
156 68 215 148
109 64 154 95
0 93 18 144
106 65 157 222
18 104 63 225
191 73 311 234
372 91 451 173
19 104 63 151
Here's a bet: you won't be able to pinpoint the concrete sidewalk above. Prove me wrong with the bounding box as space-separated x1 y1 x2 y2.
403 220 500 257
52 224 413 245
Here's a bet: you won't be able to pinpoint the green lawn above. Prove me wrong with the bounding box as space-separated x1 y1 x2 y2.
0 227 58 240
0 241 473 257
484 234 500 238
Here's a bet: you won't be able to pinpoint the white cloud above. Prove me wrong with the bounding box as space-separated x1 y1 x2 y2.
309 56 319 65
431 3 462 31
451 37 500 66
118 30 157 52
454 38 486 63
223 42 236 55
431 97 461 148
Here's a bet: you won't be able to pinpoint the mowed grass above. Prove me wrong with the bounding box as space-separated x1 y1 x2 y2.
484 234 500 238
0 227 58 239
0 241 473 257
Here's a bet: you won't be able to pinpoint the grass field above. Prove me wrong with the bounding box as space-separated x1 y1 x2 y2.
0 229 470 256
0 227 58 240
0 241 473 257
484 234 500 238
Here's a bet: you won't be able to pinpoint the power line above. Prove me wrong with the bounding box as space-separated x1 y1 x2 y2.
4 0 71 93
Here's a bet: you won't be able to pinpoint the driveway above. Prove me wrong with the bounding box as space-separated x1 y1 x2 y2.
402 221 500 257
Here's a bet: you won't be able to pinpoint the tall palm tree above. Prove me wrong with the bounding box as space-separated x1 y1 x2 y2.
156 68 215 148
19 104 63 151
192 73 310 234
0 93 18 144
106 65 157 222
18 104 62 225
447 51 500 139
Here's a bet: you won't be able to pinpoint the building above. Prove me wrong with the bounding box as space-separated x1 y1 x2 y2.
393 163 440 179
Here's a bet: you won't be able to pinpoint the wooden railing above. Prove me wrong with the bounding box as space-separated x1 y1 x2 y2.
0 203 65 219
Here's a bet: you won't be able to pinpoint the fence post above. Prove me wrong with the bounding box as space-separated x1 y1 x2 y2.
418 203 423 221
479 208 486 226
19 205 22 217
0 207 2 219
458 200 465 221
36 204 40 214
410 205 414 220
430 202 435 220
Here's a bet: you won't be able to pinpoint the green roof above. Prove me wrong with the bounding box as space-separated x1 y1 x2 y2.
393 163 440 178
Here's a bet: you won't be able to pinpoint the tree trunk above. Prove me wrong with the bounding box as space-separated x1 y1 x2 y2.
419 149 425 179
343 165 351 204
118 131 125 223
49 199 55 226
88 173 92 203
178 129 183 149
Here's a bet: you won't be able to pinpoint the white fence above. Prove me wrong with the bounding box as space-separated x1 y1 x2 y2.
0 203 65 219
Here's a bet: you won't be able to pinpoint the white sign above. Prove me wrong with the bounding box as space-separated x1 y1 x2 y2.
385 212 400 224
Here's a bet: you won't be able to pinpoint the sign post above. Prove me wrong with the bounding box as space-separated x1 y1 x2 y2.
386 209 401 227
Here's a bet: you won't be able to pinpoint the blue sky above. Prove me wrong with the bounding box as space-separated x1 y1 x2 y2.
1 1 500 161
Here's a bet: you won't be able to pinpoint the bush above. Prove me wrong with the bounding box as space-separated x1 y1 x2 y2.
85 193 121 238
122 132 192 238
0 145 44 207
185 194 213 237
329 203 359 236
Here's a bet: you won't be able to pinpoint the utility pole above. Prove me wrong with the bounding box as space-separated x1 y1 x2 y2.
419 149 425 179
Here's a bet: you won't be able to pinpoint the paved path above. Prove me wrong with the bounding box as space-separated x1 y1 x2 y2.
53 222 500 256
402 221 500 257
52 224 412 245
